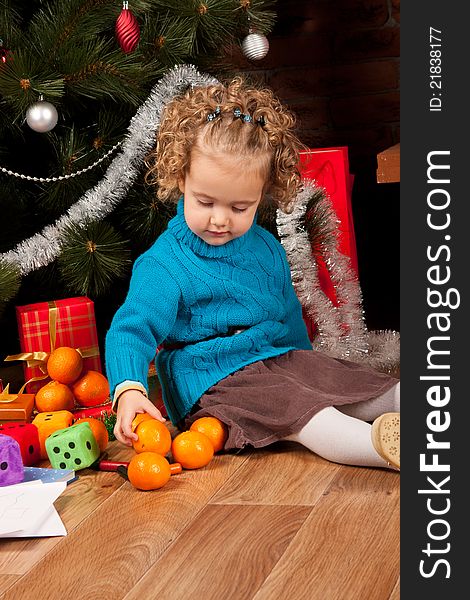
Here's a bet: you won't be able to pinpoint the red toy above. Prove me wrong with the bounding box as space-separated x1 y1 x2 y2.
0 422 41 466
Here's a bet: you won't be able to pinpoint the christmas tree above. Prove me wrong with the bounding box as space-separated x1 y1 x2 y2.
0 0 276 355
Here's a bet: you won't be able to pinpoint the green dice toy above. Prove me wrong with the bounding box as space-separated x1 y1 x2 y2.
45 422 100 470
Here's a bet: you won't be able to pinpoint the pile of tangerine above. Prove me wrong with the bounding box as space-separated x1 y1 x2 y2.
33 346 112 457
127 414 228 491
35 346 110 412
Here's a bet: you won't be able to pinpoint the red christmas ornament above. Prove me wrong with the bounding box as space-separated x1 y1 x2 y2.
115 2 140 53
0 40 10 64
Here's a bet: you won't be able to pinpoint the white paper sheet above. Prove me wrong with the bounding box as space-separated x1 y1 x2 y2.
0 480 67 537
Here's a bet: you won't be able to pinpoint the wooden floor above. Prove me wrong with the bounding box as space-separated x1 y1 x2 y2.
0 433 400 600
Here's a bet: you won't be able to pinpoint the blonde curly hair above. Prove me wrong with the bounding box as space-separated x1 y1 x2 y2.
145 77 305 212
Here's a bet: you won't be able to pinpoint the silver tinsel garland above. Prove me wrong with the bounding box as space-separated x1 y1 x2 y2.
277 181 400 374
0 64 218 275
277 183 347 347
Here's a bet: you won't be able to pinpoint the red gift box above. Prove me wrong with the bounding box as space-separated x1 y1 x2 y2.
300 147 358 273
72 402 113 420
299 147 359 341
13 297 102 394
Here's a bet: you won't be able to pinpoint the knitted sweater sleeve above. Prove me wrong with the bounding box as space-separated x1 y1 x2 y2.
105 256 181 397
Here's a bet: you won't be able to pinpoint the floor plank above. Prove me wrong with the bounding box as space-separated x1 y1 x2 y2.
252 467 400 600
0 443 134 576
389 577 400 599
123 504 312 600
1 439 400 600
0 452 252 600
212 442 341 505
0 575 18 597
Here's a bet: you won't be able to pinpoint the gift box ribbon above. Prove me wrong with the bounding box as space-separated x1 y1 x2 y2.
0 382 30 404
3 300 99 400
0 383 19 402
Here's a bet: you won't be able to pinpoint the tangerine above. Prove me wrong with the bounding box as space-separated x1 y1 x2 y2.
35 380 75 413
74 417 109 452
127 452 171 491
72 370 110 407
189 416 228 453
46 346 83 384
171 430 214 469
131 412 156 432
132 419 172 455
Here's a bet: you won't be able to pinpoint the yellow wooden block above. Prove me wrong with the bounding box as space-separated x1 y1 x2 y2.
32 410 74 459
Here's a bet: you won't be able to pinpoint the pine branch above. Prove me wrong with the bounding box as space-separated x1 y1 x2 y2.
152 0 237 56
0 98 24 138
58 221 132 297
237 0 276 35
117 183 176 252
0 1 23 47
27 0 115 51
0 259 21 306
188 0 240 54
140 14 195 67
0 47 65 119
61 43 146 106
37 125 104 212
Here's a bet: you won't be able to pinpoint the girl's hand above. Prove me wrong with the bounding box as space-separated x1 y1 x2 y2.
114 389 166 446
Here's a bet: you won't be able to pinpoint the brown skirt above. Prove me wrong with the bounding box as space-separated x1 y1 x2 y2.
185 350 398 451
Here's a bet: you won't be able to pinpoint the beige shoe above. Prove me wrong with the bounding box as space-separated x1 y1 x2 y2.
371 412 400 470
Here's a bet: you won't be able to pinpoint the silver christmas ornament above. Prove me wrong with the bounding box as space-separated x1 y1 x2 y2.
242 32 269 60
26 100 58 132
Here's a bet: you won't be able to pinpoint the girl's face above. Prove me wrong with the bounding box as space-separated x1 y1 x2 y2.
179 152 265 246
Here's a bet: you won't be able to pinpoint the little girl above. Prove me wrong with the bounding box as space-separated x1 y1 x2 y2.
105 77 400 470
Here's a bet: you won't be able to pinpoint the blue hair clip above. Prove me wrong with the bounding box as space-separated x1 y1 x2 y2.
233 108 253 123
233 108 265 126
207 106 221 122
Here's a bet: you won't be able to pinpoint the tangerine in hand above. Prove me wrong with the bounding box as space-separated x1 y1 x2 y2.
131 412 156 432
171 430 214 469
127 452 171 490
190 416 228 452
132 418 172 456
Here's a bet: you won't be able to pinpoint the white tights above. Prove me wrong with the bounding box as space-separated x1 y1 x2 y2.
283 382 400 469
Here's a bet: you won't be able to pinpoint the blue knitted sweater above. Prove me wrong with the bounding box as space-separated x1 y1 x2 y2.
105 197 312 424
